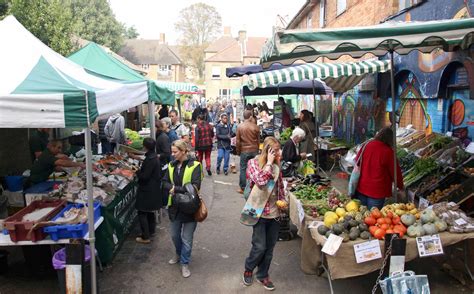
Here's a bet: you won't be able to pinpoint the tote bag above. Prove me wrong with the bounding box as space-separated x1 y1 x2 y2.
348 140 371 197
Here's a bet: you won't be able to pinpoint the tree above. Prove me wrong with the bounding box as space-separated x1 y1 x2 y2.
175 3 222 80
124 25 139 39
0 0 9 20
70 0 125 52
9 0 76 56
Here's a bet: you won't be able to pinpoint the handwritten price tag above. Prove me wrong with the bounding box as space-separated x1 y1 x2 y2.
354 240 382 263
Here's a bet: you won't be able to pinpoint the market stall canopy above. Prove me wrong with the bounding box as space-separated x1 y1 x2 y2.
68 42 175 105
247 60 390 92
261 18 474 67
154 81 201 95
226 63 290 77
0 16 153 128
242 79 333 96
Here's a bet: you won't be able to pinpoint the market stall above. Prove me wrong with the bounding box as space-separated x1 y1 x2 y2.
0 16 155 292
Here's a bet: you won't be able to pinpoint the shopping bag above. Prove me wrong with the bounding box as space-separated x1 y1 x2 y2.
347 140 371 197
380 271 430 294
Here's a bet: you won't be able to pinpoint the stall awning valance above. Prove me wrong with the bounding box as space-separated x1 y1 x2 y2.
154 81 201 94
261 18 474 67
248 60 390 92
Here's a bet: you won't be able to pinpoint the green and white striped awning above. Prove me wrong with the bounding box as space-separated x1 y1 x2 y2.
261 18 474 67
154 81 200 94
248 60 390 92
0 16 150 128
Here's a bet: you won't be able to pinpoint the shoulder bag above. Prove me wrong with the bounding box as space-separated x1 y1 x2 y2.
348 140 371 197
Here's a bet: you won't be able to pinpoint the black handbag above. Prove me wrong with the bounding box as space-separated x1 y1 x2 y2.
175 183 201 214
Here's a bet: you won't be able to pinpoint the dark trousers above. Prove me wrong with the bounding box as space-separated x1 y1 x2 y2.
138 211 156 240
100 139 111 154
245 218 280 280
239 151 258 189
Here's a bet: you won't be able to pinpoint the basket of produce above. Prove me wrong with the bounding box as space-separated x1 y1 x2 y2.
404 158 439 187
44 202 101 241
4 199 66 242
422 172 469 204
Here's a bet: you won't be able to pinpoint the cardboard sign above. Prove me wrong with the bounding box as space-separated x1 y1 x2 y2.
296 200 305 224
354 240 382 263
416 234 443 257
322 234 344 256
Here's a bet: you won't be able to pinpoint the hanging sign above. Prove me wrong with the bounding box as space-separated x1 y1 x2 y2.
354 240 382 263
273 102 283 128
416 234 443 257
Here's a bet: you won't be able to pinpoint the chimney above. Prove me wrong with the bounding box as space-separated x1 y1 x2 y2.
223 26 231 36
159 33 166 44
238 30 247 43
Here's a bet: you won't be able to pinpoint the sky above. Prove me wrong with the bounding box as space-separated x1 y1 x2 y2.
109 0 306 44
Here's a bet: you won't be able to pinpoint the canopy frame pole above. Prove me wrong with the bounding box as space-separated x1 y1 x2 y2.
149 101 156 140
84 90 97 294
389 46 398 199
312 80 326 177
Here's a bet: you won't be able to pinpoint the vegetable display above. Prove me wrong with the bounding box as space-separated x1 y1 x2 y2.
125 128 144 150
403 158 438 187
279 128 292 142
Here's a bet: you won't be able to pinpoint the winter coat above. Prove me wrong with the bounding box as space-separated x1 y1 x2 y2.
156 131 171 166
216 122 232 149
104 114 125 144
135 151 162 211
98 118 108 140
299 120 316 155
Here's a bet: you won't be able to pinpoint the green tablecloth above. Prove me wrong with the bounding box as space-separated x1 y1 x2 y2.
95 181 138 264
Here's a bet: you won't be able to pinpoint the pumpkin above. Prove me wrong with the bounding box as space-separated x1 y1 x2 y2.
360 231 371 240
392 216 401 225
332 224 344 235
374 228 386 240
317 225 330 236
381 224 390 230
358 223 369 232
377 218 386 225
393 228 405 238
371 208 382 219
384 218 392 225
422 223 438 235
364 216 377 226
407 224 425 237
369 226 378 236
394 224 407 234
386 211 394 219
401 214 416 226
386 229 395 234
434 220 448 232
420 209 437 224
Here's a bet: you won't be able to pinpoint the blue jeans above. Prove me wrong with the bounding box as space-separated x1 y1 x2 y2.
217 147 231 172
170 220 197 265
239 152 258 189
245 218 280 280
356 190 385 210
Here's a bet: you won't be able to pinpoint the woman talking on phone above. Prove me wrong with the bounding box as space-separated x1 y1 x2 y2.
242 137 287 291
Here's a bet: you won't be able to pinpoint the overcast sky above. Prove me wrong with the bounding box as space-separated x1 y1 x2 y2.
109 0 306 44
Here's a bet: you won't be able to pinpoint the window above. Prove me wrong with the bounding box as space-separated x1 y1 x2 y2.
219 89 231 99
336 0 347 16
212 66 221 79
141 64 149 70
307 11 312 29
399 0 422 11
319 0 326 28
158 64 171 76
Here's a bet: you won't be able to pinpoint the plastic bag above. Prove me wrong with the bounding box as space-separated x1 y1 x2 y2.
380 271 430 294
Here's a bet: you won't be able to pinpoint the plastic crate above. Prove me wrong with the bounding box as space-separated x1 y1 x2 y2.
3 199 66 242
43 202 101 241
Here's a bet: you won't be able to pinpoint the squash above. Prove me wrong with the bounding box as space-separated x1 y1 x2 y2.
434 220 448 232
349 220 359 228
317 225 330 236
332 223 344 235
325 230 332 238
407 224 425 237
420 209 437 224
358 223 369 232
374 228 386 240
422 223 438 235
360 231 371 240
345 200 359 212
335 207 347 217
364 216 377 226
401 214 416 226
340 232 350 242
371 208 382 219
349 228 360 240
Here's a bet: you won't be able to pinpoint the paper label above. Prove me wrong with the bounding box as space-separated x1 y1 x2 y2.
389 255 406 277
296 200 305 223
416 234 443 257
454 218 468 226
418 197 429 210
354 240 382 263
322 234 344 256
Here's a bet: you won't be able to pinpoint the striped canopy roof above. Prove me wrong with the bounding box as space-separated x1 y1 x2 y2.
248 60 390 92
154 81 201 94
261 18 474 67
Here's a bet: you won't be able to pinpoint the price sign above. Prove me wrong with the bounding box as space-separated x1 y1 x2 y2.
296 200 305 224
354 240 382 263
418 197 430 210
322 234 344 256
416 234 443 257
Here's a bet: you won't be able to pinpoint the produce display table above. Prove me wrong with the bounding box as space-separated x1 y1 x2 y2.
309 227 474 280
0 216 103 246
95 180 138 264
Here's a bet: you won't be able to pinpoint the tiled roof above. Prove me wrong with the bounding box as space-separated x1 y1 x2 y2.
246 37 267 57
119 39 183 65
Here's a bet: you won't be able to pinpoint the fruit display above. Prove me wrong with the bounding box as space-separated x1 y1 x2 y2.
463 167 474 176
295 183 350 218
405 209 448 238
319 213 371 242
363 207 408 240
426 184 461 204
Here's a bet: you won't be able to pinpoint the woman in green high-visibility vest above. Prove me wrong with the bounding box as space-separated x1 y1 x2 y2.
162 139 203 278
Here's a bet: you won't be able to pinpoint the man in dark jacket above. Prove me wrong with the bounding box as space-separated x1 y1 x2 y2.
135 138 162 244
97 117 111 154
215 113 232 175
195 114 214 176
155 120 171 167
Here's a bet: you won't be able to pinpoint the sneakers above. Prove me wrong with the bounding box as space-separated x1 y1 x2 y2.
181 264 191 278
135 237 151 244
257 277 275 291
168 255 180 265
242 270 253 286
207 170 212 176
224 170 228 176
216 169 220 175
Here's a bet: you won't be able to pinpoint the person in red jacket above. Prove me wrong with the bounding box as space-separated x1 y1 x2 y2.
355 127 404 209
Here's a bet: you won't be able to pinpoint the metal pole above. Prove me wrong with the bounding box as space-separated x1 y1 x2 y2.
312 79 320 171
390 50 397 198
177 96 182 123
85 126 97 294
149 101 156 139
